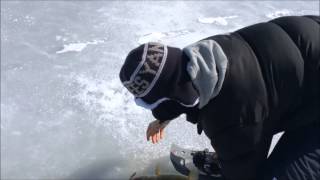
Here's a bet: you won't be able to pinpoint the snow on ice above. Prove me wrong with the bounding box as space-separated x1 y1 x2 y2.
198 15 238 25
56 40 105 54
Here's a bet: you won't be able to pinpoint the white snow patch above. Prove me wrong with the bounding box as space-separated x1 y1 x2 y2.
138 32 166 44
56 43 87 53
56 40 105 54
266 9 293 19
198 15 238 26
138 29 193 44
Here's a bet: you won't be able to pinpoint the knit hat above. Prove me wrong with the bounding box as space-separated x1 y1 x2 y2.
119 42 198 109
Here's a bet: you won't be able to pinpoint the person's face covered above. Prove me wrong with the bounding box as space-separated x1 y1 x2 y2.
134 95 199 121
151 99 188 121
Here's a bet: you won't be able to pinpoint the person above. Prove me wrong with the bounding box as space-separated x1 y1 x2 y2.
119 15 320 180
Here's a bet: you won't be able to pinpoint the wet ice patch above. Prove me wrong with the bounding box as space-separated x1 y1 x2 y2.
56 40 105 54
198 16 238 26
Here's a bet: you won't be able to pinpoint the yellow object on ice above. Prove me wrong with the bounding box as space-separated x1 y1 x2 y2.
130 164 198 180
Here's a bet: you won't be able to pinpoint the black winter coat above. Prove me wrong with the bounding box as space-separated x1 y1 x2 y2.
195 16 320 180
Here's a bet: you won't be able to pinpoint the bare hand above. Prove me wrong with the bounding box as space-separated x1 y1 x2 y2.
146 120 170 144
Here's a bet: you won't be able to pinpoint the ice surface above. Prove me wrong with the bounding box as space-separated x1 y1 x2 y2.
1 1 318 179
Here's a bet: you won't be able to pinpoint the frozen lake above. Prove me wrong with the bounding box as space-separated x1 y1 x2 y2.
1 1 318 179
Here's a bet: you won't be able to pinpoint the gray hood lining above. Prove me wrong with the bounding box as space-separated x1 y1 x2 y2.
183 39 228 108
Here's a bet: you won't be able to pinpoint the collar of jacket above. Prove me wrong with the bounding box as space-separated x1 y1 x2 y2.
183 39 228 108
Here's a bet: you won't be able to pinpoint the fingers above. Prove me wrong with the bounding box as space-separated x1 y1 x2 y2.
156 130 161 143
152 133 157 144
146 128 158 143
160 128 164 139
146 125 151 141
149 130 162 144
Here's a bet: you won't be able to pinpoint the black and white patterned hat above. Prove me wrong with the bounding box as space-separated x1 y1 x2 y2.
119 42 198 108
